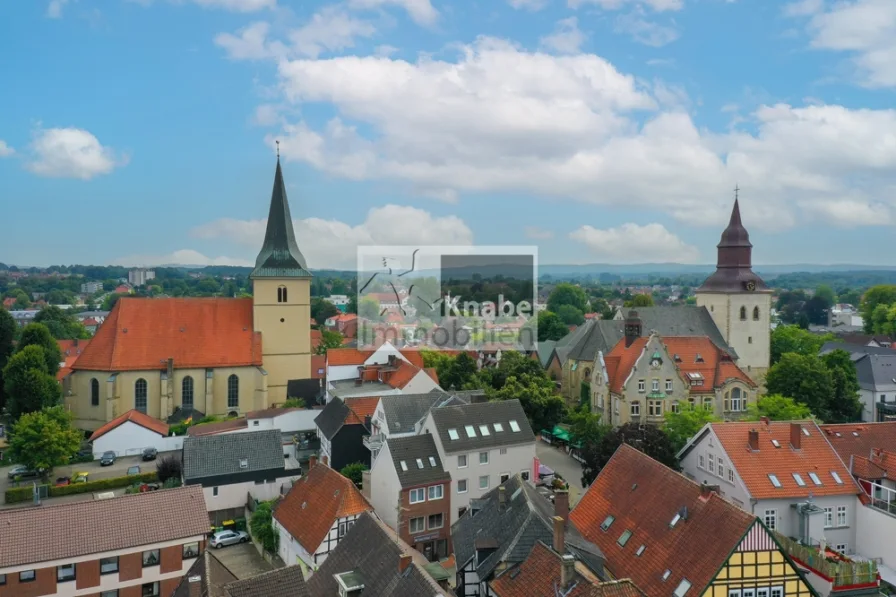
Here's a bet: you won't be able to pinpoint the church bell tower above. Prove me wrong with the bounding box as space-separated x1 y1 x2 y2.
696 197 772 380
251 149 312 403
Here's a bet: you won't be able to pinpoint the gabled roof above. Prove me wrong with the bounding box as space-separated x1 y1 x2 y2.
273 464 372 554
0 486 208 568
89 409 169 441
380 391 451 434
306 512 448 596
571 444 757 597
452 476 605 581
429 399 535 454
224 564 311 597
172 550 238 597
386 434 451 488
345 396 380 424
183 429 284 480
72 297 263 371
820 422 896 478
696 421 861 500
854 353 896 391
315 397 377 440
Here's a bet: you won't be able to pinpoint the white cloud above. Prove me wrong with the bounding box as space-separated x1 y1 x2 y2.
568 0 683 12
191 205 473 269
375 44 399 57
113 250 253 267
347 0 438 26
290 6 376 58
614 13 679 46
27 127 124 180
525 226 555 240
782 0 822 17
570 223 699 263
0 140 14 157
253 104 281 126
509 0 549 10
798 198 893 227
130 0 275 10
540 17 586 54
47 0 70 18
215 22 286 60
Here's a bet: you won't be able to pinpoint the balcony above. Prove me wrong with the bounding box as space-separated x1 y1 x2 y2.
775 533 880 592
363 433 385 451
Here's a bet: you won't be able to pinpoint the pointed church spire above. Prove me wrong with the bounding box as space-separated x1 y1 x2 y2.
250 149 312 279
696 192 767 293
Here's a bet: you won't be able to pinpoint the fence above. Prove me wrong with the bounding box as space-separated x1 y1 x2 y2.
775 532 879 588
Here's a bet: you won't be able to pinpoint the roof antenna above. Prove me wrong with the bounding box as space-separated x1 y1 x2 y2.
276 139 280 160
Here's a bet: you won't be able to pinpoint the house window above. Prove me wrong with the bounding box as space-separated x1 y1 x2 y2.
457 479 468 493
499 448 507 455
771 589 783 597
665 379 673 392
19 570 35 582
698 455 705 469
764 509 776 530
227 374 239 409
135 378 147 413
183 542 200 559
409 517 425 533
638 379 645 392
91 378 100 406
717 457 724 478
837 505 847 526
428 485 444 500
212 486 219 497
728 469 734 483
753 306 760 321
100 556 119 574
458 454 467 468
182 376 194 410
671 401 680 414
740 306 747 320
703 397 713 411
0 574 4 585
428 513 444 529
823 507 833 529
521 470 530 482
141 581 160 597
277 286 288 303
648 401 663 416
142 549 160 567
57 563 76 582
410 488 426 504
651 379 660 392
479 451 489 465
631 401 640 416
708 456 715 474
479 475 489 490
835 543 848 554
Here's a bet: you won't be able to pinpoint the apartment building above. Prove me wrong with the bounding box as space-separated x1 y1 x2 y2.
0 486 209 597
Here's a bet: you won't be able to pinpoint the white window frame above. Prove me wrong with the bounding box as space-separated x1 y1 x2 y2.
457 479 468 493
708 455 715 473
651 379 660 392
479 451 489 465
823 507 833 529
835 543 848 554
428 485 444 500
409 488 426 504
409 516 425 533
631 401 640 416
837 505 847 527
427 513 444 530
638 379 645 392
458 454 467 468
698 454 705 469
666 379 673 392
764 509 776 531
717 457 724 479
479 475 489 490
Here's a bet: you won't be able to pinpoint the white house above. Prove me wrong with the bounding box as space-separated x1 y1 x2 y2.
365 391 468 462
246 406 319 435
324 294 350 307
272 460 373 576
325 343 441 402
89 409 184 458
421 399 537 525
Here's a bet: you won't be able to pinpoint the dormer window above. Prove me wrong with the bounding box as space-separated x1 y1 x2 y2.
695 354 704 363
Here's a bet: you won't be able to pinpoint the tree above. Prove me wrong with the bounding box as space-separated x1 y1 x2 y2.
765 353 834 420
581 422 678 487
358 296 381 320
439 352 480 390
156 454 183 484
489 374 567 433
556 304 585 326
34 306 90 340
820 349 863 423
861 285 896 333
745 394 813 421
534 311 569 342
102 293 127 311
283 398 306 409
479 350 546 391
7 406 81 477
347 294 358 314
629 294 654 307
250 499 279 553
316 330 344 354
566 406 607 448
340 462 368 489
3 345 62 420
770 325 832 365
547 283 588 314
663 405 720 453
311 297 341 326
18 323 62 376
0 308 15 413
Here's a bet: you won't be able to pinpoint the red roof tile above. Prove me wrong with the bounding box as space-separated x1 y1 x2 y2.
570 444 756 597
851 456 887 480
819 422 896 478
344 397 380 425
327 348 375 366
710 420 862 499
89 409 169 441
274 464 372 553
2 297 15 309
72 298 262 371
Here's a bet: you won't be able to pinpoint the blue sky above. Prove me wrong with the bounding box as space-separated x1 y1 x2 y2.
2 0 896 269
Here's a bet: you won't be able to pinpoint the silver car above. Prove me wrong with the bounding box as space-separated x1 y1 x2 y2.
209 530 249 549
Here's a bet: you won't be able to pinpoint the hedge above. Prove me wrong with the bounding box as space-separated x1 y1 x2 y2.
48 471 158 497
5 486 35 504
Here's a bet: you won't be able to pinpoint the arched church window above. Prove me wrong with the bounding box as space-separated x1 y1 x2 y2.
91 378 100 406
182 376 194 410
740 306 747 321
135 378 148 413
753 306 760 321
227 374 239 409
277 286 288 303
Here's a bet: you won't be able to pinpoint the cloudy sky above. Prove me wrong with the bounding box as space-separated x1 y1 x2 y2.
2 0 896 269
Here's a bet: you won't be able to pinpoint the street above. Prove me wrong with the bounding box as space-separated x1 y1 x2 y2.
536 440 586 507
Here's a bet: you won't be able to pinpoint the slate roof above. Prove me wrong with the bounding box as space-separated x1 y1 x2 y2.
452 475 605 581
306 512 448 596
380 391 451 434
224 565 311 597
89 409 169 441
429 399 535 454
854 353 896 391
537 340 557 368
183 429 284 480
0 486 209 568
571 444 759 597
172 550 238 597
387 434 451 488
315 396 377 439
819 342 895 359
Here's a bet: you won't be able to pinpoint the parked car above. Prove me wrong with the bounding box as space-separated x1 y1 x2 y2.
127 466 141 476
142 447 158 461
100 451 116 466
58 472 89 486
209 530 250 549
7 465 40 480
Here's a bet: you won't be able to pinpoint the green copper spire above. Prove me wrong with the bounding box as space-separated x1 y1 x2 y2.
250 153 312 279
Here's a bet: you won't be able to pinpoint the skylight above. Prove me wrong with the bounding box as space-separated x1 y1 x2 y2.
448 428 459 440
802 427 810 437
416 458 424 469
670 513 681 528
429 456 437 467
808 472 822 486
400 461 408 471
465 425 477 438
853 431 859 437
674 579 692 596
831 471 844 484
479 425 490 436
792 473 806 487
768 474 782 488
493 423 504 432
600 515 615 531
771 439 781 448
617 530 632 547
635 545 646 556
662 570 671 581
509 420 521 432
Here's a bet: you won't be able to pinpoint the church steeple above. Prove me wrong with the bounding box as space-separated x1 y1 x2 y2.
697 195 767 293
250 151 312 279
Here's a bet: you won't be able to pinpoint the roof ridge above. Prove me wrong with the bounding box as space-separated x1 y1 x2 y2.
0 484 202 517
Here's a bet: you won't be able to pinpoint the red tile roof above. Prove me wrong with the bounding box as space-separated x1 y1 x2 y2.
57 339 91 380
570 444 756 597
2 297 15 309
72 297 262 371
383 360 420 389
327 348 374 366
274 464 372 553
819 422 896 478
710 420 862 499
605 336 754 395
344 397 380 425
186 418 248 436
89 409 169 441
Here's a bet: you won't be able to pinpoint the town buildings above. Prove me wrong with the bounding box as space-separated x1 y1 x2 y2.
127 268 156 287
315 395 379 470
820 342 896 422
80 281 103 294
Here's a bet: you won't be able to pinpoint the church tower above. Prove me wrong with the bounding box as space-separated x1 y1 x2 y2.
695 199 772 380
251 153 312 404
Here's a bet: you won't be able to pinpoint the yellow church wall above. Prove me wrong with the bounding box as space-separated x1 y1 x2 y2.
253 277 312 401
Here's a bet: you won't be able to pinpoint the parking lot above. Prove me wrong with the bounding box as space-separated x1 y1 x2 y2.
211 542 273 579
0 451 180 505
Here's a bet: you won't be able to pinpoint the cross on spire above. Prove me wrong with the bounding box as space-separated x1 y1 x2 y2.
734 184 739 201
276 139 280 160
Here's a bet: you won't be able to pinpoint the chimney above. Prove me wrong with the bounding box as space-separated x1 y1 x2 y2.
760 416 770 426
187 574 202 597
560 554 576 590
309 455 317 470
624 310 642 348
498 486 506 511
552 515 565 554
322 455 329 466
554 489 569 523
701 483 719 500
399 554 413 574
748 429 759 451
790 423 802 450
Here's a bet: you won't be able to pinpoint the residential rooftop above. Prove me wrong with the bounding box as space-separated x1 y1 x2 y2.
429 399 535 454
183 428 284 480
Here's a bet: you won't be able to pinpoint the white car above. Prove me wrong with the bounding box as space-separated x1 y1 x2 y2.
209 530 250 549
